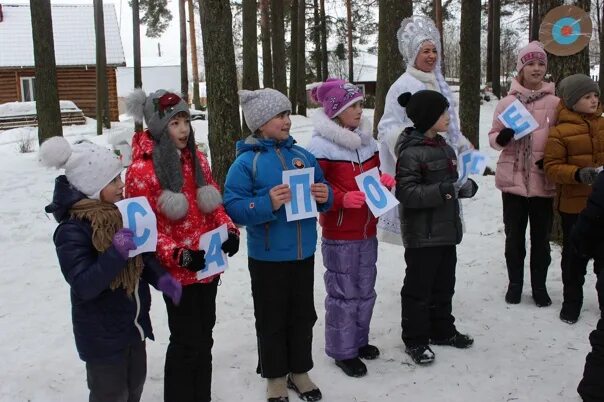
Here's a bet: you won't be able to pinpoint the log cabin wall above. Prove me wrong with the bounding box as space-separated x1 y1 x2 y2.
0 66 120 121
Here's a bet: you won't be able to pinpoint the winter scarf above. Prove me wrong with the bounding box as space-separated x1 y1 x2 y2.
514 90 549 193
69 199 143 295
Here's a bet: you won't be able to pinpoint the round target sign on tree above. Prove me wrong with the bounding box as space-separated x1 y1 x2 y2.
539 5 592 56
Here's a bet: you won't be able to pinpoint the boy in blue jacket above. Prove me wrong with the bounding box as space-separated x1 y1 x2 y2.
41 137 181 402
224 88 333 402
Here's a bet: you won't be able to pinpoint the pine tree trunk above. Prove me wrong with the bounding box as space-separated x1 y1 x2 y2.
188 0 202 110
312 0 322 82
486 0 493 84
289 0 299 113
198 0 242 188
94 0 110 133
242 0 260 90
346 0 353 81
132 0 143 131
319 0 328 79
296 0 306 115
598 1 604 95
530 0 539 41
434 0 445 76
179 0 189 102
271 0 287 94
373 0 412 136
459 0 481 148
30 0 62 142
260 0 273 87
492 0 501 98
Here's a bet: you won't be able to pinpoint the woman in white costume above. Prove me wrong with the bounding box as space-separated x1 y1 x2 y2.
377 15 473 242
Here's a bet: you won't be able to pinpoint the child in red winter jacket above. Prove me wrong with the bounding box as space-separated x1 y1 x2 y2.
125 90 240 402
306 79 395 378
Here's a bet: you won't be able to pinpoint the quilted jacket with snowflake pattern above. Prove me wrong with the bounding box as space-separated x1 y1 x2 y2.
125 130 238 286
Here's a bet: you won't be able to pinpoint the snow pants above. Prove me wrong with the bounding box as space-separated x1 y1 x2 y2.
502 193 553 291
86 339 146 402
401 245 457 347
578 316 604 401
322 237 378 360
249 256 317 378
163 279 218 402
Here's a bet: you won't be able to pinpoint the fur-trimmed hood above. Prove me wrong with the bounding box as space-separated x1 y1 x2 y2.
310 109 373 150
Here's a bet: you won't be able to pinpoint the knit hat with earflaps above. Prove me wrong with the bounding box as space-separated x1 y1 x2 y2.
125 89 222 220
39 136 123 200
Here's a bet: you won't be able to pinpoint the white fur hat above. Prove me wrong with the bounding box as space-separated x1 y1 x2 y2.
39 137 123 199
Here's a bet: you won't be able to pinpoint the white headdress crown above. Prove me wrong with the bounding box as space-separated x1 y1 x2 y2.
397 15 442 65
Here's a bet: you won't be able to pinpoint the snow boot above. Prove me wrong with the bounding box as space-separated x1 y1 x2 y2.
505 283 522 304
335 357 367 377
267 376 289 402
405 345 435 365
431 331 474 349
532 288 552 307
560 302 581 324
286 373 322 401
358 344 380 360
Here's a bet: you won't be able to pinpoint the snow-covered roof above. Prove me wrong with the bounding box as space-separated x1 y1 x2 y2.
0 3 125 68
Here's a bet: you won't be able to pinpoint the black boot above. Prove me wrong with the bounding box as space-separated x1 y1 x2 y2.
560 302 581 324
286 374 322 401
505 283 522 304
405 345 435 365
358 344 380 360
431 331 474 349
335 357 367 377
532 288 552 307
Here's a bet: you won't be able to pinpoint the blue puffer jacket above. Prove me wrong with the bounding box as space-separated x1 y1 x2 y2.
46 175 165 363
224 135 333 261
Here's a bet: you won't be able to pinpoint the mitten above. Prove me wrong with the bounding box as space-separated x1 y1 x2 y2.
458 178 478 198
380 173 396 189
343 191 366 208
440 182 455 200
158 274 182 305
576 167 599 185
112 228 136 260
176 248 206 272
221 232 240 257
495 128 515 147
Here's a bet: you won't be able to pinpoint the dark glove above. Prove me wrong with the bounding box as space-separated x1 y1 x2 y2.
575 167 599 185
495 128 515 147
157 274 182 305
221 232 240 257
440 182 455 201
458 178 479 198
176 248 206 272
112 228 136 260
535 159 544 170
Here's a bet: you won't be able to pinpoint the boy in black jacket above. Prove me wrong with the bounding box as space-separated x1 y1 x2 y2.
41 137 181 402
571 171 604 402
395 90 478 365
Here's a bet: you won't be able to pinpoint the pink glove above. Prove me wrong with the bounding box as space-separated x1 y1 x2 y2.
112 228 136 260
343 191 366 208
158 274 182 305
380 173 395 189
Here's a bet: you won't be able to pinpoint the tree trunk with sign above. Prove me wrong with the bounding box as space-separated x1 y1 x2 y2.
538 1 591 243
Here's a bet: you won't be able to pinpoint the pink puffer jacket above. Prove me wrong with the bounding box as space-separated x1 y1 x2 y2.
488 79 559 198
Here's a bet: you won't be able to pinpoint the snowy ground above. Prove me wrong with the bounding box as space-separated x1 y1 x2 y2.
0 103 599 402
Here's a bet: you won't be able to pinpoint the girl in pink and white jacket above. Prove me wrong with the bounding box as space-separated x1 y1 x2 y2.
488 41 559 307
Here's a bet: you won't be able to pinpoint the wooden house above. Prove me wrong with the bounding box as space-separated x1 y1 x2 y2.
0 3 125 121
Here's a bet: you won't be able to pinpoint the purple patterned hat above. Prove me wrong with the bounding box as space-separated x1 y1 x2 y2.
311 78 364 119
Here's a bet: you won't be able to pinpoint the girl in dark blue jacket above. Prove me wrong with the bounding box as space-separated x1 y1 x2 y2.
41 137 181 402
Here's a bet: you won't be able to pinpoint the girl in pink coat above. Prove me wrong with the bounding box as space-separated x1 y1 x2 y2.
488 41 559 307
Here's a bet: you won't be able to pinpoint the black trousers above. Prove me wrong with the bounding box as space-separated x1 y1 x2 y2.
579 317 604 401
249 256 318 378
86 339 146 402
401 245 457 347
163 279 218 402
560 212 604 310
502 193 553 291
